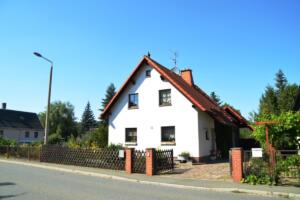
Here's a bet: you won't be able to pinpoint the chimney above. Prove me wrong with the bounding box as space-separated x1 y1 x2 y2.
180 69 194 86
2 103 6 110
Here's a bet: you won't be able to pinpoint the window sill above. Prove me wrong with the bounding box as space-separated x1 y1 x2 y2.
128 106 139 110
159 104 172 107
125 142 137 146
161 142 176 146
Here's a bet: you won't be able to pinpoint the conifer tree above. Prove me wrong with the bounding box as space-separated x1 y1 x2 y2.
101 83 116 111
275 69 287 91
81 101 96 133
210 91 222 106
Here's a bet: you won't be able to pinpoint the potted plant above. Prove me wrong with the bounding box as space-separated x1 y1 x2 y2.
178 151 190 163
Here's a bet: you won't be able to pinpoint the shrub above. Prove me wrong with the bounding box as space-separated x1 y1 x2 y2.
276 155 300 180
66 135 80 148
107 143 123 151
242 158 275 185
0 136 17 146
179 151 190 158
48 133 63 145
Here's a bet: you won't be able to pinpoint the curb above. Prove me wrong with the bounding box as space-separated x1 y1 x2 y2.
1 159 299 199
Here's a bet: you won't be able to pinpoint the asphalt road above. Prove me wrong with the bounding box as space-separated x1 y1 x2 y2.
0 162 285 200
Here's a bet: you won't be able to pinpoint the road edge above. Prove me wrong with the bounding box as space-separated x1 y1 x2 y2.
0 159 299 199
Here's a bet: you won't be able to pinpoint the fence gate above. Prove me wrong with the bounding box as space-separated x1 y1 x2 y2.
133 150 146 173
155 149 174 173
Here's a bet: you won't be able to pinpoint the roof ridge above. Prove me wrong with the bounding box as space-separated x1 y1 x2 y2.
0 109 38 115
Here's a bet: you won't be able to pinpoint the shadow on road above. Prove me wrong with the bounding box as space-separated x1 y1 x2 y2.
0 193 26 199
0 182 26 199
0 182 15 187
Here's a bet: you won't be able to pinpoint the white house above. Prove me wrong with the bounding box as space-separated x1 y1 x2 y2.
0 103 44 143
101 56 251 162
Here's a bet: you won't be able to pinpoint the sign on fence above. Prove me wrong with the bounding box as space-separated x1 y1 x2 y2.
251 148 263 158
118 150 124 158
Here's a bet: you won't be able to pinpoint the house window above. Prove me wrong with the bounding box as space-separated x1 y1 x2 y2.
125 128 137 144
161 126 175 144
146 70 151 77
204 128 209 140
159 89 171 106
128 93 138 108
34 132 39 138
0 130 3 137
25 131 30 138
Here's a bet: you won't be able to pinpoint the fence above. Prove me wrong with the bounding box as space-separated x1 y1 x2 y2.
155 149 174 173
0 145 41 160
0 145 174 176
133 150 146 173
276 150 300 182
230 147 300 184
40 145 125 170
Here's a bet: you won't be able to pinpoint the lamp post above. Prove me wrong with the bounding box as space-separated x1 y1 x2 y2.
33 52 53 145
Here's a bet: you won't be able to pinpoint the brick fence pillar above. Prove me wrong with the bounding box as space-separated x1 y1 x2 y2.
231 147 243 182
125 148 134 174
146 148 155 176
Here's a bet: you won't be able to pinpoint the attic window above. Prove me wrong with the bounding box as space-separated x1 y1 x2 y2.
128 93 138 109
159 89 171 106
146 70 151 77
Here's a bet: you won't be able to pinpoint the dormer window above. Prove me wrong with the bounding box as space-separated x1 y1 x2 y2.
128 93 138 109
146 70 151 77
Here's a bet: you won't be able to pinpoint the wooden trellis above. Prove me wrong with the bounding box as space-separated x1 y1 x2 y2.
40 145 125 170
133 150 146 173
155 149 174 173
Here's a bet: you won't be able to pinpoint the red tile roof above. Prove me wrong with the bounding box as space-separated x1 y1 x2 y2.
101 56 248 127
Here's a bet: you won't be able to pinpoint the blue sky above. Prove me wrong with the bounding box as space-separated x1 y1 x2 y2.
0 0 299 120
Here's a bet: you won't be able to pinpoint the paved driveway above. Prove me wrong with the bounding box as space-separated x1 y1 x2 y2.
0 162 284 200
167 161 231 181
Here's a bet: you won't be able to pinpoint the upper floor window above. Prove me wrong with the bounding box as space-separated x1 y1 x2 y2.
25 131 30 138
159 89 171 106
146 70 151 77
34 132 39 138
128 93 138 109
161 126 175 145
0 130 3 137
125 128 137 144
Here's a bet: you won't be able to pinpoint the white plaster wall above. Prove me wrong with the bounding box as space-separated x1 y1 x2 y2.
0 128 44 143
198 111 215 157
108 64 201 157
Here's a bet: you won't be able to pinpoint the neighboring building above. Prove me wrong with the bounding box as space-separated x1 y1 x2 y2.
101 56 251 162
0 103 44 143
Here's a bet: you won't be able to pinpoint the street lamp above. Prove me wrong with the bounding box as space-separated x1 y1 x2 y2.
33 52 53 145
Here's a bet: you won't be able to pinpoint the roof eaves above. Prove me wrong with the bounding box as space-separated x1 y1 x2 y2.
100 56 148 119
